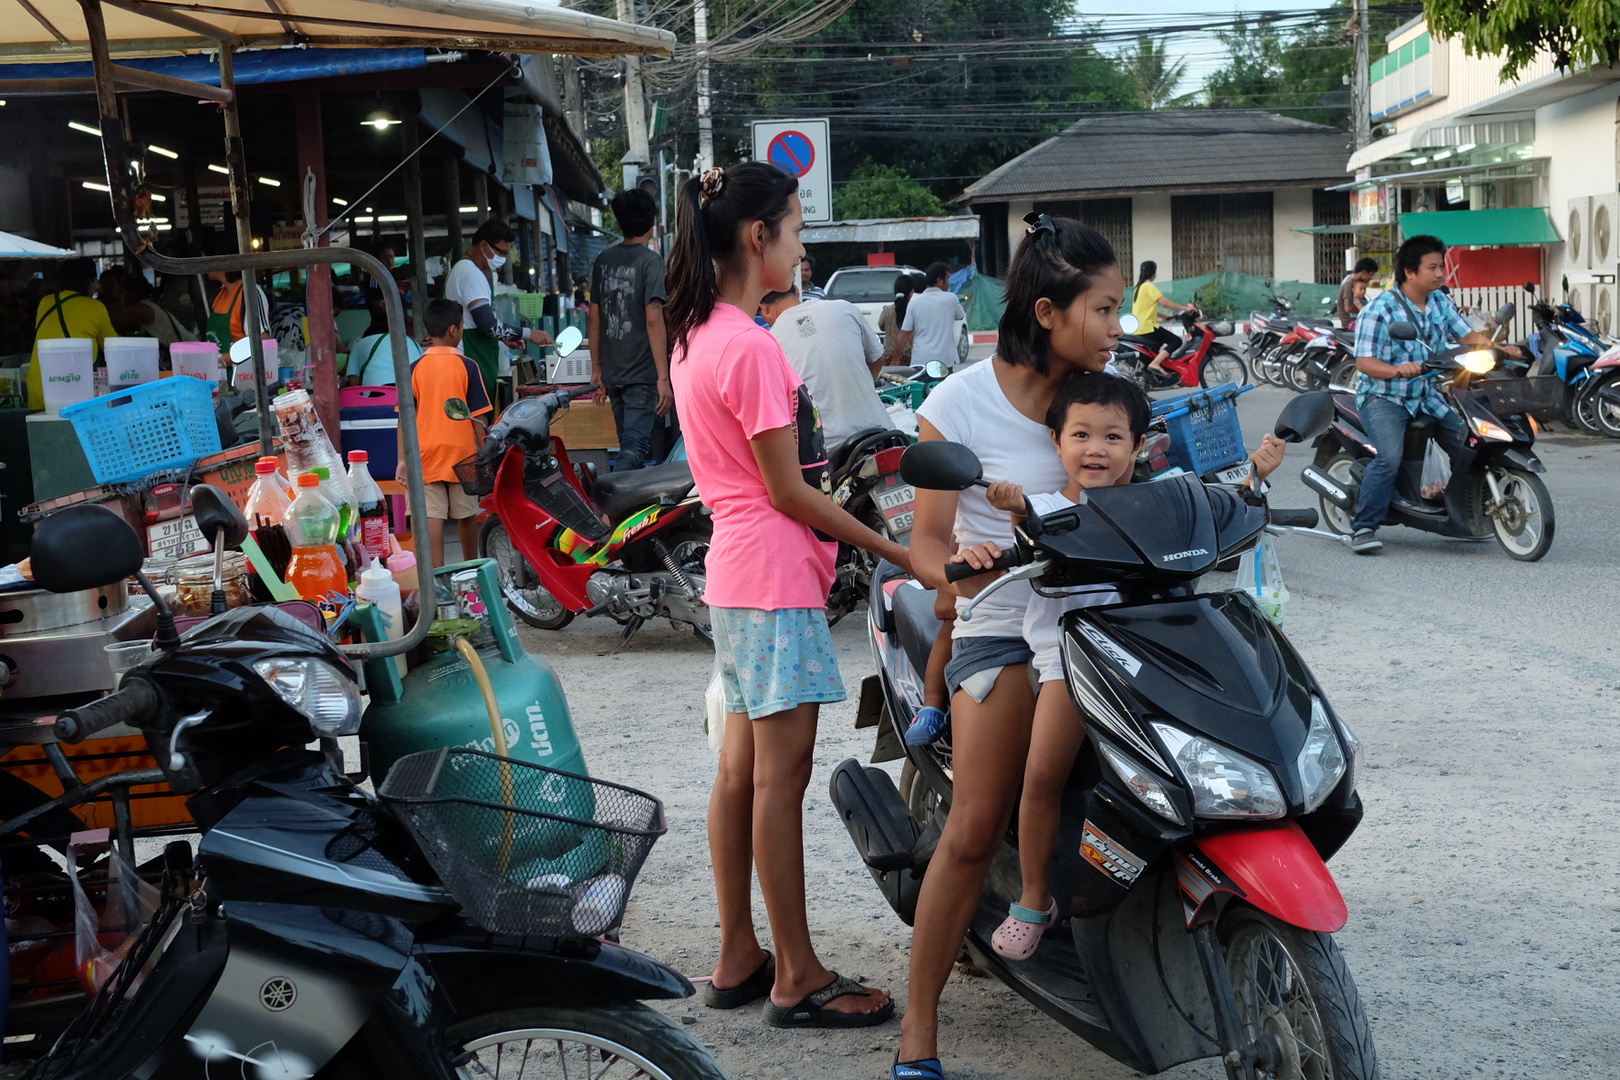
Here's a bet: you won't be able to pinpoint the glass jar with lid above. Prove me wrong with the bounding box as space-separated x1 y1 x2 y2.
174 551 250 617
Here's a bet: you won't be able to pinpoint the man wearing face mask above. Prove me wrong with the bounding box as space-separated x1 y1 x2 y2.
445 220 552 406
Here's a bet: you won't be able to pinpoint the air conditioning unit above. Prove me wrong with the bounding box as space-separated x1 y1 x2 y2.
1565 281 1587 316
1591 280 1616 337
1567 196 1592 270
1592 195 1619 268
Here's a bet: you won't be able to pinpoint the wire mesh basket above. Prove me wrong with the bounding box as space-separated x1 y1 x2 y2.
454 453 499 497
378 747 666 938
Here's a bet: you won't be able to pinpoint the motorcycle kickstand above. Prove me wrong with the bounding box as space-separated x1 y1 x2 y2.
614 614 646 650
1190 920 1276 1080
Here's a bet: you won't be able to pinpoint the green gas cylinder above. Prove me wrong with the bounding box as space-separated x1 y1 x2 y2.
356 560 602 881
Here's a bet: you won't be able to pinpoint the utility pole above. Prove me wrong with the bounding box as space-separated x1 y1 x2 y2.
695 0 715 171
616 0 651 190
1352 0 1371 150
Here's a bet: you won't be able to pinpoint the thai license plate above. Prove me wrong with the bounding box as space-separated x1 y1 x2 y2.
1215 463 1254 486
147 514 206 559
875 475 915 535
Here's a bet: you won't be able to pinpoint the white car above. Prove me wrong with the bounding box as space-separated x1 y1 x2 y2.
823 264 970 364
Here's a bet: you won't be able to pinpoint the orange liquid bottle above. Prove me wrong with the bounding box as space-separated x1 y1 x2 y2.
284 473 351 606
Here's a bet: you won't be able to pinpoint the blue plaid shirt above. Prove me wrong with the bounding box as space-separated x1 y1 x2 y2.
1352 286 1473 419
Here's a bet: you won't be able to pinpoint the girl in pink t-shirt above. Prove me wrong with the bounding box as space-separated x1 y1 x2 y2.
667 162 910 1030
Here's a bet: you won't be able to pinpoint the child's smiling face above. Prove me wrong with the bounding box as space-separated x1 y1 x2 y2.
1053 399 1143 490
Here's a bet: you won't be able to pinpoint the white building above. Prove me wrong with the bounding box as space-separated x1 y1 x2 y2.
1347 14 1620 332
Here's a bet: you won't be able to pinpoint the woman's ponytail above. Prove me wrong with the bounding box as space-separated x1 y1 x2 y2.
666 161 799 356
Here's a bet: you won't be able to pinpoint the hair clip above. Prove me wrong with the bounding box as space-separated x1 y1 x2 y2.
700 166 727 207
1024 212 1056 237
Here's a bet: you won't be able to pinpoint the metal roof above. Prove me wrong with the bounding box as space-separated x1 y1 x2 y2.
801 216 981 244
960 110 1353 204
2 0 674 63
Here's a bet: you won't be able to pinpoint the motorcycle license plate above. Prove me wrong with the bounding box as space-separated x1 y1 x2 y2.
1215 463 1254 486
875 476 915 534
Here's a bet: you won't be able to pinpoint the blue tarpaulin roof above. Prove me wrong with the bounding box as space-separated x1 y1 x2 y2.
0 48 428 87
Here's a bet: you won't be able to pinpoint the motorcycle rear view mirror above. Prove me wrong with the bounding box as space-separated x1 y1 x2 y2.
555 326 584 357
189 484 249 551
900 441 985 491
1274 391 1335 444
1495 302 1516 324
445 397 473 422
1119 313 1140 334
923 360 949 380
31 504 144 593
1389 322 1420 341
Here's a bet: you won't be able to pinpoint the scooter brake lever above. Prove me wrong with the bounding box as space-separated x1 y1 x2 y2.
960 560 1050 623
168 710 209 772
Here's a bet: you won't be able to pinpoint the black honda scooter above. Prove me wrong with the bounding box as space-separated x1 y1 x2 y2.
12 490 726 1080
830 394 1377 1080
1298 314 1557 561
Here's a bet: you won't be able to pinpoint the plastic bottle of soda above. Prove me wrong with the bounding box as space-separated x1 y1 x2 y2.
257 456 295 499
347 451 391 564
244 460 292 530
284 474 350 607
309 466 358 541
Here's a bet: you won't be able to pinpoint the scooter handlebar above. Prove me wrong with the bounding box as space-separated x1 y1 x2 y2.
944 550 1022 582
55 679 159 743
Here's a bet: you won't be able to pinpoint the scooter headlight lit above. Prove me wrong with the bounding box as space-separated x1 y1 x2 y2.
1298 697 1348 813
1097 739 1184 825
1468 414 1515 441
1461 350 1496 374
253 658 362 737
1152 723 1285 820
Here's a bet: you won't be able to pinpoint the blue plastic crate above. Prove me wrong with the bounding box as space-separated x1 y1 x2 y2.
60 377 222 485
1151 382 1252 477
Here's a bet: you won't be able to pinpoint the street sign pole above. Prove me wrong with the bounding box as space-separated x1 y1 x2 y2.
751 119 831 223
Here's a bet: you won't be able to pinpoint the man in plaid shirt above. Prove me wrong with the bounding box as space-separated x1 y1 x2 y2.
1348 235 1517 554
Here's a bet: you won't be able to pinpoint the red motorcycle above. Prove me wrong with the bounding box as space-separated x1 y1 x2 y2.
455 384 713 642
1111 308 1250 390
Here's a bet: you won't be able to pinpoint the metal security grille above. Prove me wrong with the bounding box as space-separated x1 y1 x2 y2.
1171 195 1220 279
1172 193 1274 279
1034 199 1134 274
1314 188 1352 285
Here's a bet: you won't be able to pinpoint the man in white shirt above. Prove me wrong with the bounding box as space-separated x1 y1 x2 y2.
759 287 895 448
886 262 964 369
444 219 552 406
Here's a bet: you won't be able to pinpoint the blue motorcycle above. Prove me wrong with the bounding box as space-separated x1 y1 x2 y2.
1514 290 1613 432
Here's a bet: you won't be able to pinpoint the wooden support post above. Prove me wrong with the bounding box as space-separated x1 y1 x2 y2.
444 152 463 259
296 91 339 438
403 110 429 343
472 171 489 225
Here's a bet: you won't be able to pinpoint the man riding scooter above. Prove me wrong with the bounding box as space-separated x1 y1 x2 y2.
1348 235 1521 554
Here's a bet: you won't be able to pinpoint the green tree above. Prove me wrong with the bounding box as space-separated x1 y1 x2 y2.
1118 36 1194 109
833 161 948 220
1425 0 1620 77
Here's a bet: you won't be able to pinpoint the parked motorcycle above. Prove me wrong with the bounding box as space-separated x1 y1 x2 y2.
12 491 725 1080
456 371 712 641
1111 310 1250 390
1516 286 1613 433
1577 342 1620 438
1299 319 1556 560
826 427 915 625
1300 327 1359 391
830 392 1375 1080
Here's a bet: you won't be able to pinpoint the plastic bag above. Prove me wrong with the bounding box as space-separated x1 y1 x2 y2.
705 668 727 754
886 402 918 438
70 839 159 996
1234 539 1290 625
1420 440 1451 500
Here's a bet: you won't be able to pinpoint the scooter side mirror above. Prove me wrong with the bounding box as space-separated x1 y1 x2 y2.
923 360 949 380
555 326 584 357
1524 282 1535 295
1274 391 1335 444
1495 302 1516 324
1119 313 1141 334
1389 322 1419 341
189 484 249 551
900 441 984 491
30 504 144 593
445 397 473 422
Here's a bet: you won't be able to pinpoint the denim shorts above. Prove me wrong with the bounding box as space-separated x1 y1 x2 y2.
711 607 847 719
943 634 1033 703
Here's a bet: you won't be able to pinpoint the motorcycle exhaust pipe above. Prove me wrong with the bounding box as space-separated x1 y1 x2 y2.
1300 465 1355 509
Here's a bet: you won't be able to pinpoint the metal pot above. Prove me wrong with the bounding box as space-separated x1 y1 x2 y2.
0 584 128 637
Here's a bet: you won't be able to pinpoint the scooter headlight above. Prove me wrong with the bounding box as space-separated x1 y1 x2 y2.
1096 739 1184 825
1152 723 1285 820
1468 414 1515 441
1460 350 1496 374
253 658 363 737
1298 697 1348 813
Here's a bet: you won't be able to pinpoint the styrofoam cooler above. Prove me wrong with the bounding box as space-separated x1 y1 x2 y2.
104 337 160 389
37 338 95 415
339 385 400 479
171 342 221 390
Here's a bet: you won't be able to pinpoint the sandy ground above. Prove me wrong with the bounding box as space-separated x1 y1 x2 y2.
515 384 1620 1080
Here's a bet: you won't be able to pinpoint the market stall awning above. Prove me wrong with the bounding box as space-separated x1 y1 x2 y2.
1 0 674 63
1402 208 1561 247
0 229 75 258
0 47 430 87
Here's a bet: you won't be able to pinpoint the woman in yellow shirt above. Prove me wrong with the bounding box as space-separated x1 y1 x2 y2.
1130 261 1196 372
28 258 116 410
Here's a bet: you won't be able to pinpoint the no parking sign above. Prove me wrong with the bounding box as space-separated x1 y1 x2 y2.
752 119 831 223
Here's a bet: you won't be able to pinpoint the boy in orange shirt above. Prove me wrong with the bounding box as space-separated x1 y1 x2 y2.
396 298 492 567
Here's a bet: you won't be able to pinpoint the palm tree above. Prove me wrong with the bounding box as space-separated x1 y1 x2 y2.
1121 36 1198 109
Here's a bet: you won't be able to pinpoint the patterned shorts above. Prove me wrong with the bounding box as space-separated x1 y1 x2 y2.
711 607 847 720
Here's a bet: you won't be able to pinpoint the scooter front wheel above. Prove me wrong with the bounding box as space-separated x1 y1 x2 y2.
1200 345 1251 389
479 517 576 630
1485 467 1555 562
445 1003 728 1080
1222 907 1377 1080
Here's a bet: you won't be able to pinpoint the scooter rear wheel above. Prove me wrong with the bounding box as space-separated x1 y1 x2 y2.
1200 346 1251 389
1222 907 1377 1080
445 1003 728 1080
1587 370 1620 438
479 517 575 630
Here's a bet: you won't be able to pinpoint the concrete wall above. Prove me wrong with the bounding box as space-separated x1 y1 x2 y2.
1537 83 1620 290
1131 194 1172 277
1273 187 1317 282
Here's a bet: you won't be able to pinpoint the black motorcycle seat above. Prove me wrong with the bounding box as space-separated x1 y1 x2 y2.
1332 393 1359 421
1119 334 1161 347
590 459 695 522
828 427 896 476
891 581 943 679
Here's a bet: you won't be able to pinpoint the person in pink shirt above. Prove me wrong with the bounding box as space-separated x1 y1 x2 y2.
667 161 911 1030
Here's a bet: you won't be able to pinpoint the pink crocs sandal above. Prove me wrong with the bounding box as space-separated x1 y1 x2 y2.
990 897 1058 960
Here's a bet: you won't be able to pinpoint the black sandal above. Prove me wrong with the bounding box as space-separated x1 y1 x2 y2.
762 973 895 1029
702 951 774 1009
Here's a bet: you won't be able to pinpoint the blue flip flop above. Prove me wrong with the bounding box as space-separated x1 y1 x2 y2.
890 1053 944 1079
